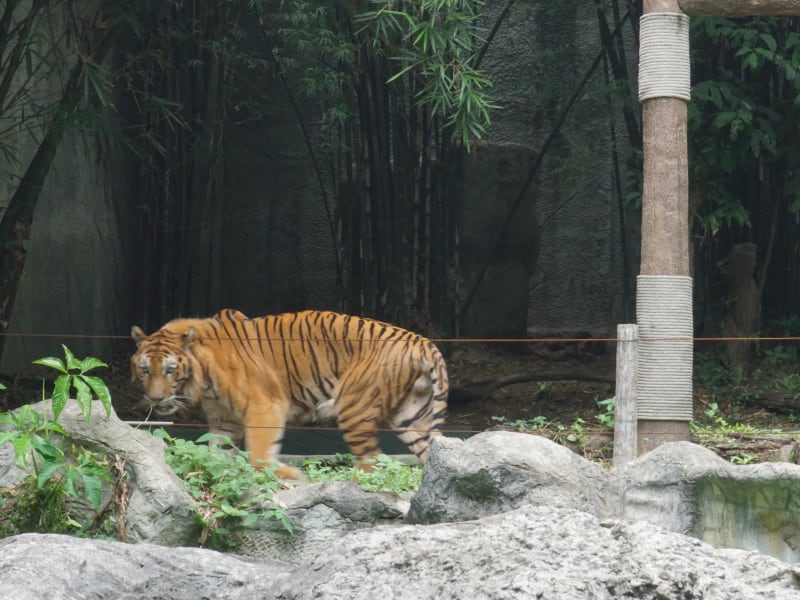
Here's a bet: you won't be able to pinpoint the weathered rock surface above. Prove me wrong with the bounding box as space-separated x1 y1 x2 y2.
618 441 800 563
7 414 800 598
286 505 800 600
407 432 800 563
407 431 621 524
234 480 409 563
0 400 198 545
4 504 800 600
0 533 290 600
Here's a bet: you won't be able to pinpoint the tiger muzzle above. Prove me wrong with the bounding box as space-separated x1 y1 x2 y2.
142 379 181 415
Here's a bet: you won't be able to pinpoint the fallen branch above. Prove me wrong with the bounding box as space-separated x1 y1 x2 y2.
450 370 615 404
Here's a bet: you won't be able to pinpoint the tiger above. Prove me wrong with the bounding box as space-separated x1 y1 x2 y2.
130 309 449 480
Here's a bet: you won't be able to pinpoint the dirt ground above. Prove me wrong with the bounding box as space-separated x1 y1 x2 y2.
444 342 615 429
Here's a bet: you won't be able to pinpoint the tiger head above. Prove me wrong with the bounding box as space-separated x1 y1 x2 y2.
130 325 200 416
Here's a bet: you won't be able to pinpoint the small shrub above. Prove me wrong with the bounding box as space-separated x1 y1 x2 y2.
154 429 292 548
0 347 113 537
301 454 423 494
763 344 796 366
491 415 548 431
694 352 732 389
595 396 615 429
690 402 781 447
730 453 758 465
33 344 112 421
491 414 585 447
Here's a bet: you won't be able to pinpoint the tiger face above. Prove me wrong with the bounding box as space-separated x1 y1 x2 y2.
130 326 198 416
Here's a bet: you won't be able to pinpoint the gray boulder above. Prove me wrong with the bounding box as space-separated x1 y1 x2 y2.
408 432 800 564
0 400 198 545
0 533 291 600
4 504 800 599
232 480 410 562
285 504 800 600
619 441 800 563
407 431 621 523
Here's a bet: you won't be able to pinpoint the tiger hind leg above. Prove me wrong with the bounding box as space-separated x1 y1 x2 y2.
333 382 383 471
389 372 442 463
339 413 382 471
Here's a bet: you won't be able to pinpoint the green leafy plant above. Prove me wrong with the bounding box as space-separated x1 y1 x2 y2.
491 414 586 448
0 348 114 536
569 418 587 447
781 374 800 400
691 402 781 448
0 406 109 512
301 453 423 495
730 453 758 465
763 345 796 366
491 415 549 431
154 430 291 548
694 352 734 389
774 315 800 336
595 396 615 429
33 345 112 421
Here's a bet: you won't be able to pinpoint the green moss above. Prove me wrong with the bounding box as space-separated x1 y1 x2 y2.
455 470 499 501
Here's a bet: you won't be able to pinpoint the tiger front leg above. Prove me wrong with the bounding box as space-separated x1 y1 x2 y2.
200 400 245 456
243 403 305 481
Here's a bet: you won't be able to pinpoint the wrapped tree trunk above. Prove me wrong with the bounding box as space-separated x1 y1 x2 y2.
723 242 761 373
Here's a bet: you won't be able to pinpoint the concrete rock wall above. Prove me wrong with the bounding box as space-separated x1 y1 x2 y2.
477 2 636 337
1 0 636 374
0 2 128 372
215 1 635 337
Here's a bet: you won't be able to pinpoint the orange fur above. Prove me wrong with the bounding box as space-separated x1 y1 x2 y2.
131 309 448 480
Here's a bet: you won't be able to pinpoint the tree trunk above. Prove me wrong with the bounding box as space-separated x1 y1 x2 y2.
723 242 761 373
0 8 117 360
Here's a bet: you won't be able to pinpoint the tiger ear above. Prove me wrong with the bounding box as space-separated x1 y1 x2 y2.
131 326 147 346
181 327 196 350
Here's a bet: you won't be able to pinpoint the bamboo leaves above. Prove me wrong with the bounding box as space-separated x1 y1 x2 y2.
357 0 496 150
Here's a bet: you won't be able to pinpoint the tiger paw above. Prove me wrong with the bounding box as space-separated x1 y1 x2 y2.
274 464 307 481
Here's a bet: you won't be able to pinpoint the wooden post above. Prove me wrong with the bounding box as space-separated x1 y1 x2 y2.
677 0 800 16
613 324 638 468
638 0 691 450
636 0 800 453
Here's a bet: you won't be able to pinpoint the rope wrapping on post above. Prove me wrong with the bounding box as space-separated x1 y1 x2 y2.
636 275 693 421
638 13 691 102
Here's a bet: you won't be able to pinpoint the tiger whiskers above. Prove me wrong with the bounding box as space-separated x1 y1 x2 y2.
147 394 191 416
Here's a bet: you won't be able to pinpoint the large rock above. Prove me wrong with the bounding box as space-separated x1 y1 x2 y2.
233 480 409 562
4 505 800 599
0 400 198 545
286 505 800 599
407 432 800 564
619 441 800 563
407 431 620 523
0 533 291 600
